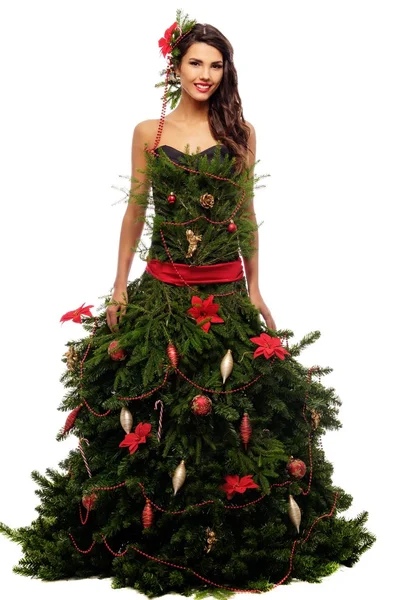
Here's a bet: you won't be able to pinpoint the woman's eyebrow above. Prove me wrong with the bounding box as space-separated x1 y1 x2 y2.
188 57 223 64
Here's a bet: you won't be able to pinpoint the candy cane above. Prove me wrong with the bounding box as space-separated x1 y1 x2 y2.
78 438 92 478
154 400 164 442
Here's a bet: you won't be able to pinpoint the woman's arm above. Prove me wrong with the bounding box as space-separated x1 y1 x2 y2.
242 122 277 330
106 121 151 331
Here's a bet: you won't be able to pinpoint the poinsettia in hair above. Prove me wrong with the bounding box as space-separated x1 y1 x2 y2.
158 21 178 57
221 474 260 500
187 295 224 333
60 303 94 324
250 333 290 360
119 422 152 455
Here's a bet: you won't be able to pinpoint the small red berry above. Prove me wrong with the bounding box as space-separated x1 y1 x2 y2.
227 221 237 232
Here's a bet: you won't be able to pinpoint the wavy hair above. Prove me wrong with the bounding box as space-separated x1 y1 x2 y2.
173 23 251 173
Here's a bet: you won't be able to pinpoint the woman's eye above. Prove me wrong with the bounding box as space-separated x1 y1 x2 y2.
189 62 222 69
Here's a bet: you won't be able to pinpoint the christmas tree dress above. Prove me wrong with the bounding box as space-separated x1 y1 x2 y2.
0 8 375 598
0 139 375 598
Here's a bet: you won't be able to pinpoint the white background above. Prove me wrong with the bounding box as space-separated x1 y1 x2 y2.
0 1 398 598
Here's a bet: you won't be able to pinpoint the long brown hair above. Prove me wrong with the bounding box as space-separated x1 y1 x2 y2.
173 23 251 173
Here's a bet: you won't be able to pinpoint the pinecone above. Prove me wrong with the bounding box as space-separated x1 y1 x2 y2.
310 408 321 429
199 193 215 209
204 527 217 553
64 346 79 371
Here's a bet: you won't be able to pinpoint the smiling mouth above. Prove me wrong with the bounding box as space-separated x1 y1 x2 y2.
194 83 212 91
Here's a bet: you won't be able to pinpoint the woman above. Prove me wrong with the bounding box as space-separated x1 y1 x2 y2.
0 12 375 598
106 20 276 332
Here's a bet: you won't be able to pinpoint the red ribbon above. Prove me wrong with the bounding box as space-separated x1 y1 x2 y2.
145 258 244 286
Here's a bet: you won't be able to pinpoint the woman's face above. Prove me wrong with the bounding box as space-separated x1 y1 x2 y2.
176 42 224 101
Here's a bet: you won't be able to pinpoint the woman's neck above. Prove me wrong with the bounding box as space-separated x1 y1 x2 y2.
169 91 209 125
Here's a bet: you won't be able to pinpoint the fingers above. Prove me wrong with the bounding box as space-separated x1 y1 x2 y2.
265 311 276 330
106 306 119 332
106 289 128 332
261 308 277 331
106 302 125 332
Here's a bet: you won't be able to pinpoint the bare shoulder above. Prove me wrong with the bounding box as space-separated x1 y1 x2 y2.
244 120 256 165
132 119 160 149
245 120 256 141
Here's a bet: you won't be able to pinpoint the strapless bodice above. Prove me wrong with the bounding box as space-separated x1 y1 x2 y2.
155 144 231 160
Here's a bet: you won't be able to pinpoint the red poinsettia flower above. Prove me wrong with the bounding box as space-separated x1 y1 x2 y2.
187 295 225 333
60 303 94 324
158 21 178 57
249 333 290 360
119 422 152 455
221 475 260 500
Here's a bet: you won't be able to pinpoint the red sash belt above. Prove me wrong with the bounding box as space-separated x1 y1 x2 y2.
145 258 244 286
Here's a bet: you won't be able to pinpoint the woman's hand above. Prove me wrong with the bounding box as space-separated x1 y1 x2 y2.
249 289 277 331
106 286 128 332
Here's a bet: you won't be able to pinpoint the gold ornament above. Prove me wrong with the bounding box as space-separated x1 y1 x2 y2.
172 460 186 495
64 346 79 371
288 494 301 533
310 408 321 429
186 229 202 258
120 407 133 434
220 349 233 384
168 72 180 85
204 527 218 553
199 193 215 209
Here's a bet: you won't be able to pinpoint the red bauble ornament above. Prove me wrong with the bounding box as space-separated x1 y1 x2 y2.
286 457 307 479
191 394 212 416
167 341 179 368
108 340 126 361
142 499 153 528
82 492 97 511
167 192 176 204
227 221 237 233
240 413 252 450
62 404 82 435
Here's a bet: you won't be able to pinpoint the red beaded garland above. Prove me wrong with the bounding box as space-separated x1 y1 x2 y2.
83 397 111 417
117 369 170 401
